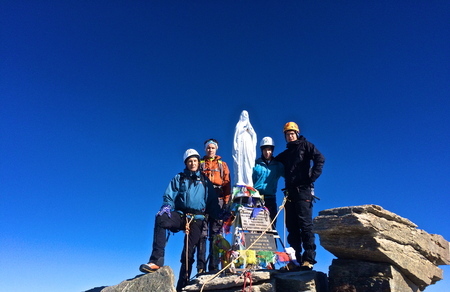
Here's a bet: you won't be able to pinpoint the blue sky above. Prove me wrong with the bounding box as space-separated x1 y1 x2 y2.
1 1 449 291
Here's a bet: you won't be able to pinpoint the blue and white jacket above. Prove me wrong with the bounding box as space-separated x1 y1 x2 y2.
162 169 220 219
252 156 284 197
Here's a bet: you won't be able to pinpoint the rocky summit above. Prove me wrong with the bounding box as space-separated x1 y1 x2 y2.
87 205 449 292
89 268 328 292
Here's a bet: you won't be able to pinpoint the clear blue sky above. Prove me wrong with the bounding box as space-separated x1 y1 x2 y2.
1 1 449 291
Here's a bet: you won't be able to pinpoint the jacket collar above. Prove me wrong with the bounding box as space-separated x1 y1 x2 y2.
287 135 306 147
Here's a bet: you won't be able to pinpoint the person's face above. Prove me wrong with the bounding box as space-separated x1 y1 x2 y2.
262 147 273 160
285 130 298 142
186 157 199 172
205 144 217 158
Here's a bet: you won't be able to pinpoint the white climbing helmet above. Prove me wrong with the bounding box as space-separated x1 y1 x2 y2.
183 149 200 163
260 136 275 148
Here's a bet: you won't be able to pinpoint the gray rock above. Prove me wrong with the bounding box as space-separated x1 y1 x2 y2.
100 266 176 292
273 270 328 292
183 270 272 291
182 270 327 292
191 282 275 292
328 259 420 292
313 205 450 289
84 287 107 292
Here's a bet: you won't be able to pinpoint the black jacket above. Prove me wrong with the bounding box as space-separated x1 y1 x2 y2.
275 136 325 189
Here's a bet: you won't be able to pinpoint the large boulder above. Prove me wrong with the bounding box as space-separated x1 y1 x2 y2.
100 266 176 292
313 205 450 290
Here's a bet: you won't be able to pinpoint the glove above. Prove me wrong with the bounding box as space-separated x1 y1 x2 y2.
157 205 172 218
218 209 232 222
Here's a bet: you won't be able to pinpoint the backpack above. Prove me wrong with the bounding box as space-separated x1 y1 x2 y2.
200 159 224 179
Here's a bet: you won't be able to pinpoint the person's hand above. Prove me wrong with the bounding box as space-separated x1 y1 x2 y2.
219 209 232 221
157 205 171 218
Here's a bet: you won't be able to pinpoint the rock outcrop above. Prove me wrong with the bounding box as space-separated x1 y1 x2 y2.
183 269 327 292
313 204 450 291
90 268 327 292
97 266 176 292
328 259 420 292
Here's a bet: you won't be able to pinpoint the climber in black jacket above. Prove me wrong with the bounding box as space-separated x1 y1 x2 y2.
275 121 325 271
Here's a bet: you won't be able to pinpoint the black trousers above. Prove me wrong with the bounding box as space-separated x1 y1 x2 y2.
263 196 277 228
284 185 317 264
195 219 208 272
197 189 225 272
147 211 203 291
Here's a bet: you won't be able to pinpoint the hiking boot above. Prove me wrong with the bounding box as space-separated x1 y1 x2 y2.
300 261 313 271
208 266 219 273
279 261 300 271
139 263 160 273
197 268 205 275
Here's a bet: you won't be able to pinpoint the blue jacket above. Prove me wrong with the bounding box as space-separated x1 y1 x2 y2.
162 169 220 219
252 157 284 197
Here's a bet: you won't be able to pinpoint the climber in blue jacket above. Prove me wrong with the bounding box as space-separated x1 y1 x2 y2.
252 136 284 228
139 149 220 292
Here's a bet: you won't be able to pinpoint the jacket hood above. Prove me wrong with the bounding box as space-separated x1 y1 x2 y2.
287 135 306 147
183 169 201 177
259 154 273 164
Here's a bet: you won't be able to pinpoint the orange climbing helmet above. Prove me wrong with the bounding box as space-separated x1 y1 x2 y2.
283 121 300 134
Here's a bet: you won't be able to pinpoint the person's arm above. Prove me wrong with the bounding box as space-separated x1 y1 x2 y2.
274 151 285 164
221 161 232 197
156 174 180 217
309 143 325 183
162 174 180 209
279 160 285 178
